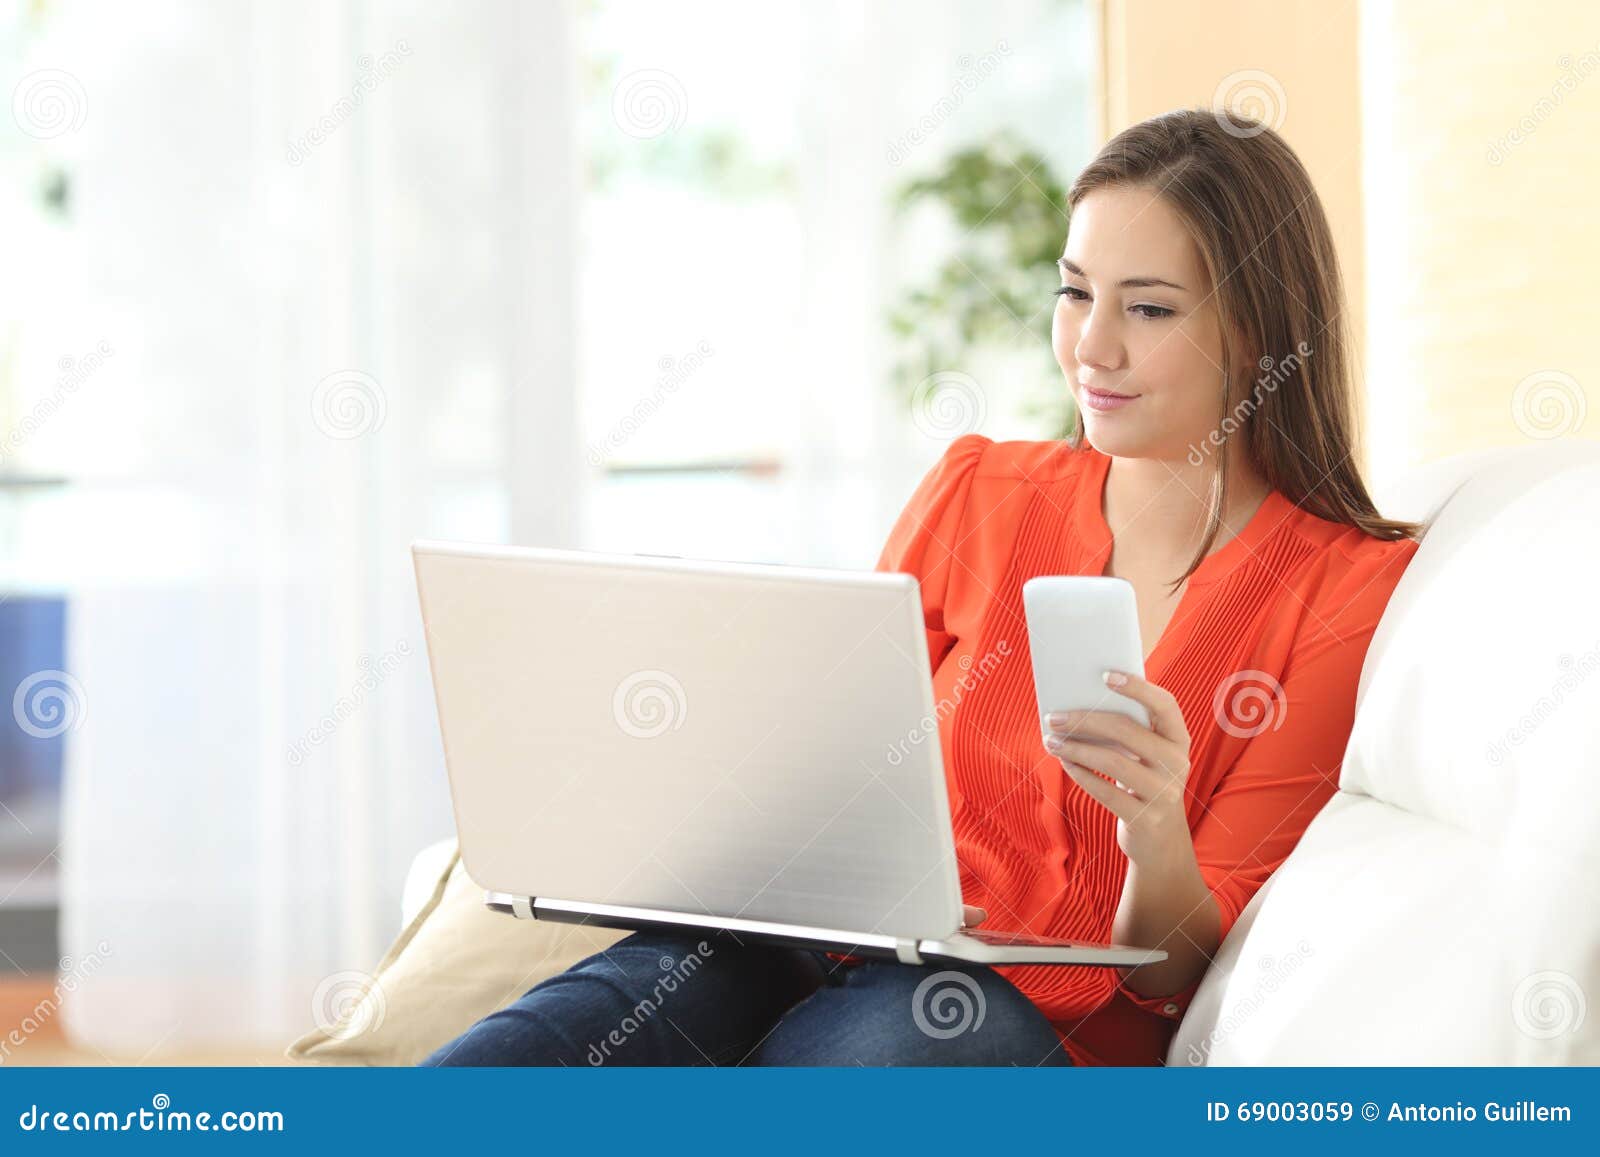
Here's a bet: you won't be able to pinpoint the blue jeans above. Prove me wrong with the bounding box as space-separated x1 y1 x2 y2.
419 930 1073 1067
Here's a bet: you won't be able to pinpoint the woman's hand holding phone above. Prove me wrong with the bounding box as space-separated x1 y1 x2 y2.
1044 669 1195 867
1021 576 1196 869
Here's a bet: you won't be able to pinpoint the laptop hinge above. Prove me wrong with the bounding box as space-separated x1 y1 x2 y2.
511 894 535 920
894 938 923 965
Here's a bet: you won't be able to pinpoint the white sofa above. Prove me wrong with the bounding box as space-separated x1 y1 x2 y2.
1171 439 1600 1065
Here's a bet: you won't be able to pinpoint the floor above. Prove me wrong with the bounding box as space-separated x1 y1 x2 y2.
0 978 289 1067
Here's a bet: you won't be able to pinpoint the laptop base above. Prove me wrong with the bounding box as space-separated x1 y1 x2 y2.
486 892 1167 969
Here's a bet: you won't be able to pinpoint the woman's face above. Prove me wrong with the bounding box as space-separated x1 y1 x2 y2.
1052 185 1229 462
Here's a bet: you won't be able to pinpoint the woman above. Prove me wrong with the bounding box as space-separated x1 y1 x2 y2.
422 108 1421 1067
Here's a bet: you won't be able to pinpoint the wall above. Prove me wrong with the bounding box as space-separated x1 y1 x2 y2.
1361 0 1600 488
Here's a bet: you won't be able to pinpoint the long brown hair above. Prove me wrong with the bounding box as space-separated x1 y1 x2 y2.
1066 108 1420 590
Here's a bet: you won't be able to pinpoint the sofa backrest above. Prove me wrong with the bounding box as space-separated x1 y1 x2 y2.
1169 439 1600 1065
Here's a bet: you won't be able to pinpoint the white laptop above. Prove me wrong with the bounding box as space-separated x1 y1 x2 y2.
411 540 1166 970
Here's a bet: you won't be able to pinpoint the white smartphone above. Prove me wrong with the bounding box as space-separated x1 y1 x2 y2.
1021 576 1150 747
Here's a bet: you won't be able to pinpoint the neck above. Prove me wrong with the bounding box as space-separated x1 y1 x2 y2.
1101 447 1271 567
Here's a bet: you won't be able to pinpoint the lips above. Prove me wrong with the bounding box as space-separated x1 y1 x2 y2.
1080 385 1140 412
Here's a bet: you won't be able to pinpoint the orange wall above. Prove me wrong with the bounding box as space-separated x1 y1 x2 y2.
1360 1 1600 485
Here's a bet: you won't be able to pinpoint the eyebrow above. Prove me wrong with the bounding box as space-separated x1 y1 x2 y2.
1058 257 1187 292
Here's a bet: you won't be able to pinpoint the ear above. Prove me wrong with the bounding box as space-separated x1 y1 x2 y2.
1216 322 1249 397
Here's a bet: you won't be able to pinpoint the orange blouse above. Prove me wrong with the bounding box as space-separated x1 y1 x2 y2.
874 434 1419 1066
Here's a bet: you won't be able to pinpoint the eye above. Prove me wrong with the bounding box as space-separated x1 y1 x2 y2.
1130 303 1175 320
1054 286 1089 302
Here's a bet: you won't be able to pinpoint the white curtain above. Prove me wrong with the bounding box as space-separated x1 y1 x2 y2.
53 0 577 1051
41 0 1088 1053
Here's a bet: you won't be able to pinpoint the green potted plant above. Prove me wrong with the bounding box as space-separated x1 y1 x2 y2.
887 134 1077 439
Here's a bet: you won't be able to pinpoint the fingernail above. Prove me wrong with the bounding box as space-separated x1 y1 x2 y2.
1045 712 1067 727
1044 735 1063 751
1103 670 1127 687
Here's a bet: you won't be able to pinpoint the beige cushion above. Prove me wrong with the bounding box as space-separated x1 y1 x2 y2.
286 842 628 1065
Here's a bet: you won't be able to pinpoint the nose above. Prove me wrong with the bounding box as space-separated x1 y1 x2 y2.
1072 300 1125 378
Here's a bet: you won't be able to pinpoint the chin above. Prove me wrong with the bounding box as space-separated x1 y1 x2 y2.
1079 415 1157 458
1080 406 1202 463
